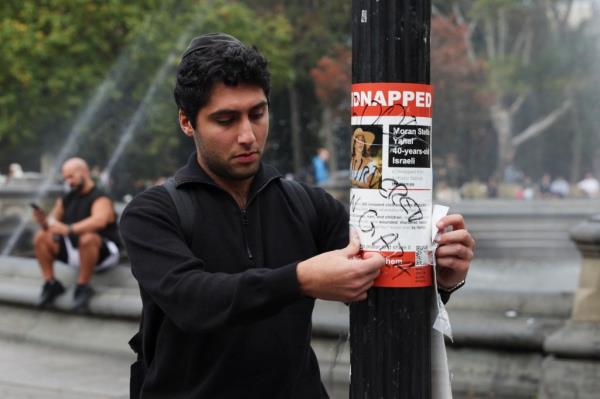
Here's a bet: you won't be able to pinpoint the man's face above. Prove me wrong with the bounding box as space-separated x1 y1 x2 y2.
62 164 85 192
185 83 269 182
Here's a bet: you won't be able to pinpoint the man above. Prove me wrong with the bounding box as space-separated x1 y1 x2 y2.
32 157 121 311
312 147 330 184
550 175 570 198
120 33 474 398
577 172 599 198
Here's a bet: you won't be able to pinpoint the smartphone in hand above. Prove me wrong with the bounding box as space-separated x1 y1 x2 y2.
30 203 48 229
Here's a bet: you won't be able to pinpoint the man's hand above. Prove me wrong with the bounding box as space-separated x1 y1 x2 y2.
435 214 475 289
48 220 70 236
297 230 384 302
32 207 48 229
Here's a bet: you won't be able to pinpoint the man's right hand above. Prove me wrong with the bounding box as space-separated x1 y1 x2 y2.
296 230 384 302
32 208 48 230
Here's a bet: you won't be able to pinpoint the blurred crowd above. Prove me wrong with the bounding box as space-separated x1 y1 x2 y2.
3 158 599 203
435 156 599 202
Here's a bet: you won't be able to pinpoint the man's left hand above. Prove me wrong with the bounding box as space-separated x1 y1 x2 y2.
434 214 475 290
48 220 69 236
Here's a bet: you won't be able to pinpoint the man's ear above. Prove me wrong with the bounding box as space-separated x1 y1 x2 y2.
178 110 195 137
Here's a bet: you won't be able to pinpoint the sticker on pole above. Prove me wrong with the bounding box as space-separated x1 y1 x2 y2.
350 82 434 288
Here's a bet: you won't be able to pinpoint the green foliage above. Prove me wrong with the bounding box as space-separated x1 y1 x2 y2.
200 0 293 88
244 0 352 170
0 0 298 192
486 56 530 95
0 0 156 168
470 0 526 16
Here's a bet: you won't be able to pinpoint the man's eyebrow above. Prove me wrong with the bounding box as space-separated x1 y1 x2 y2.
250 101 268 109
207 101 268 117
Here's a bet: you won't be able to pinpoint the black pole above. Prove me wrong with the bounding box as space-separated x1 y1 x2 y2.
350 1 433 398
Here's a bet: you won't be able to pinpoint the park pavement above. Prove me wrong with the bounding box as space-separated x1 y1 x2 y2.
0 316 131 398
0 254 584 398
0 257 134 398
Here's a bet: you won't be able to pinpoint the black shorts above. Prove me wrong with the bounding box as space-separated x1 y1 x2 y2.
56 235 120 269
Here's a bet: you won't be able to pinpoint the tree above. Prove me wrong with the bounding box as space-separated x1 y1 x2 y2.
542 0 600 182
430 12 491 181
0 0 295 197
436 0 582 181
0 0 365 194
310 46 351 173
245 0 352 176
0 0 156 171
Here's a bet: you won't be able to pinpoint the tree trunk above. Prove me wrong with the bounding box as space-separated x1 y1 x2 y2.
490 102 514 179
569 95 583 183
288 85 303 175
319 107 338 173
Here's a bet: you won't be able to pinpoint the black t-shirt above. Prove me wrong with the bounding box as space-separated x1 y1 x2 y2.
62 186 121 247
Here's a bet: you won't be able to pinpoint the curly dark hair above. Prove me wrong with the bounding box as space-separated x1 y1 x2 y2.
174 33 271 129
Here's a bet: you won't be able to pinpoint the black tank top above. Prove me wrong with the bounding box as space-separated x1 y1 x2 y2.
62 186 121 247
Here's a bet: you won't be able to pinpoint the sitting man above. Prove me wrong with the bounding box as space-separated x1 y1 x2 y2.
32 157 121 311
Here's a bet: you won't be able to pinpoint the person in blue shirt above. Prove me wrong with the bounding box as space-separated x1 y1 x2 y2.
311 147 330 184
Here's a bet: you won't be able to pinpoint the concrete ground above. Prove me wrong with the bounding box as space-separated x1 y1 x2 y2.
0 254 589 398
0 335 131 399
0 258 135 399
0 303 134 398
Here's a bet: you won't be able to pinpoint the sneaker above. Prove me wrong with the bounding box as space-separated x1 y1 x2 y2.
72 284 94 312
38 279 65 308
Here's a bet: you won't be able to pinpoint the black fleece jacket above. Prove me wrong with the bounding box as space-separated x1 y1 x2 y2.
120 154 349 398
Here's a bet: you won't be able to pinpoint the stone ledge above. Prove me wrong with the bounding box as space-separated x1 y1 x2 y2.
448 289 573 318
0 255 137 289
0 255 141 319
450 310 565 350
447 348 542 399
544 321 600 360
538 356 600 399
0 274 141 319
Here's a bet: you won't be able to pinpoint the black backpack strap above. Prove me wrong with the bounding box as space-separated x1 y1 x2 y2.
128 326 146 398
280 179 318 246
129 178 197 397
163 177 196 247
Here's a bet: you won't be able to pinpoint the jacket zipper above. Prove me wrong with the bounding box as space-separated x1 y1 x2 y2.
237 175 279 262
240 208 253 260
184 175 279 262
